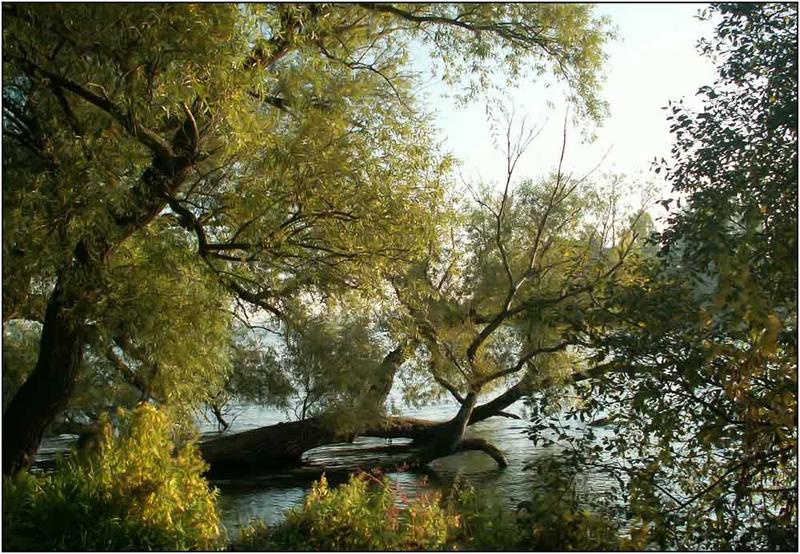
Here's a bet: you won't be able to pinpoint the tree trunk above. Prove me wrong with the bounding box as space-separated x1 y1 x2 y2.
202 345 410 477
200 415 444 477
201 384 526 476
2 279 85 475
2 160 193 476
406 391 485 465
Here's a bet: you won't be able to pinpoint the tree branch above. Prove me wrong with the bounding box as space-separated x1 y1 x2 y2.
20 59 174 160
475 339 573 388
105 344 152 400
457 437 508 467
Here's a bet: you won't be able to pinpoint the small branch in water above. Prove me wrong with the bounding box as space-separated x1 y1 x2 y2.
456 438 509 468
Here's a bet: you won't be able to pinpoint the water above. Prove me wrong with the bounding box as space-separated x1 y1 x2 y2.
200 400 619 535
36 399 619 536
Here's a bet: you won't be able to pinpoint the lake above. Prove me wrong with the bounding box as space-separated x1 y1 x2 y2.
35 397 620 537
200 399 620 535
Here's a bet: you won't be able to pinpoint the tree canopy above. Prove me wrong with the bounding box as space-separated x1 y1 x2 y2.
390 112 647 408
2 2 613 475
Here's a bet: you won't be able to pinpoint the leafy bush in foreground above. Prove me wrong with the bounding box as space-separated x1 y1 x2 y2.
3 404 223 551
234 473 457 551
231 472 649 551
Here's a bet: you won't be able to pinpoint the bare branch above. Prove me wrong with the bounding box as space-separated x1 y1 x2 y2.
465 109 541 365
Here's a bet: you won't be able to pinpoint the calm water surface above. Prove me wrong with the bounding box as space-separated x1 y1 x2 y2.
36 399 618 536
201 400 618 534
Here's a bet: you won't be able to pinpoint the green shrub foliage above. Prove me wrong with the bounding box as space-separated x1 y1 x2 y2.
246 473 457 551
231 473 648 551
2 404 223 551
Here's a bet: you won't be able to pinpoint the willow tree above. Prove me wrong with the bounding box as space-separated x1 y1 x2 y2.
2 3 612 475
372 114 647 464
200 116 649 475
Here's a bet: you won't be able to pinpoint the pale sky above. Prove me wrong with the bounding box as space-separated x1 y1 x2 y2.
417 3 718 220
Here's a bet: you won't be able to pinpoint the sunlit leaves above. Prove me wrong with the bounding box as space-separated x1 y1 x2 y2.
393 166 644 402
395 3 612 120
2 404 222 550
2 3 617 441
97 224 233 415
529 4 797 549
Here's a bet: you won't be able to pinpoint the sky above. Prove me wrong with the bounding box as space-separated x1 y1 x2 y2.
416 3 719 221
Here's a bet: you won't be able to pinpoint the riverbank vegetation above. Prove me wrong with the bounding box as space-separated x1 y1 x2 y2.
3 405 223 551
3 2 796 551
231 472 649 551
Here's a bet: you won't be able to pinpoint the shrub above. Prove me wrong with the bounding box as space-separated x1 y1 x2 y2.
516 501 642 551
509 488 651 551
232 472 459 551
232 473 649 551
447 485 526 550
3 404 223 551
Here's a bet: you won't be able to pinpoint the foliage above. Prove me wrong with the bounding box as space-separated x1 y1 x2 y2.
376 3 613 120
2 404 223 551
233 473 457 551
206 292 404 430
1 320 41 411
530 260 796 549
391 118 647 412
231 473 646 551
528 3 797 550
2 319 138 431
659 2 797 302
2 226 234 430
210 335 291 422
455 480 648 552
280 313 393 424
2 3 614 455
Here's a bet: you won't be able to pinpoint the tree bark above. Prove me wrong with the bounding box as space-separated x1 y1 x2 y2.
2 279 85 475
201 417 347 476
407 391 479 464
201 383 526 476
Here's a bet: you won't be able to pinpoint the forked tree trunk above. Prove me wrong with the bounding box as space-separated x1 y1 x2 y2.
2 279 86 475
409 391 479 463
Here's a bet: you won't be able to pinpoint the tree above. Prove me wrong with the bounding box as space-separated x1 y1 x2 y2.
377 112 647 465
527 4 797 549
199 112 651 475
2 3 613 475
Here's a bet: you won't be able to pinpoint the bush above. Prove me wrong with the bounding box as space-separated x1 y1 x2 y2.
447 485 526 550
514 499 646 551
231 472 648 551
3 404 223 551
232 472 459 551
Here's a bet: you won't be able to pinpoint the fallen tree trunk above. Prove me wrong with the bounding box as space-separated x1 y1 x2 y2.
200 415 451 477
202 345 412 476
201 381 526 477
201 417 349 475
